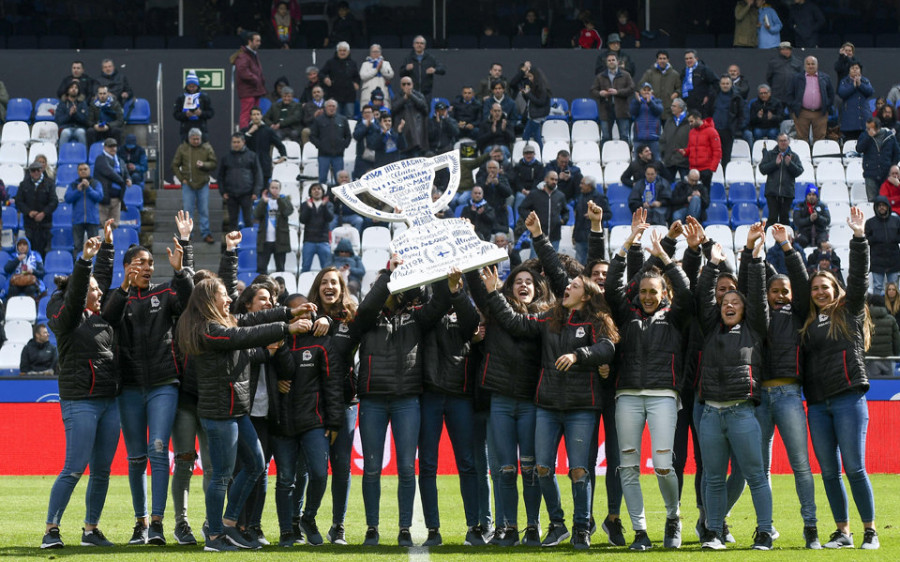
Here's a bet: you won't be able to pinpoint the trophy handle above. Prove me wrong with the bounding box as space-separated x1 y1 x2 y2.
331 183 406 223
429 151 460 215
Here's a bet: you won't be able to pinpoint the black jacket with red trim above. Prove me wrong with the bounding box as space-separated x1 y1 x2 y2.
273 333 342 435
48 252 118 400
423 292 481 398
801 236 870 403
195 307 294 419
101 266 194 388
486 291 615 410
697 258 767 403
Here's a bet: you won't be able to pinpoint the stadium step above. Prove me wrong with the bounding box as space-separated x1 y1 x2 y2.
150 188 225 285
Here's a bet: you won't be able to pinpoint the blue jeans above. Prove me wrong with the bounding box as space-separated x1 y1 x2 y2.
339 102 356 119
699 402 772 534
600 119 631 145
472 408 500 529
330 403 358 524
671 196 703 224
182 184 211 237
691 392 745 517
588 388 623 519
575 241 588 265
317 155 344 185
329 212 365 235
418 391 479 528
60 127 86 145
359 396 420 528
490 394 541 528
646 206 668 226
615 395 680 531
755 384 817 526
46 398 120 526
449 190 472 212
522 119 544 151
807 391 875 523
870 272 900 296
535 407 596 529
301 241 332 272
753 128 779 141
271 429 330 533
200 415 265 536
117 384 179 519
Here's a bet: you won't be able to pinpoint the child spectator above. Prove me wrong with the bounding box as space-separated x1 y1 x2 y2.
573 14 602 49
19 324 58 376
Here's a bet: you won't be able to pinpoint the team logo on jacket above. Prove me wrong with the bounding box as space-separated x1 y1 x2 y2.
576 326 585 338
730 323 741 332
819 313 829 323
303 350 312 361
338 323 349 333
151 295 160 308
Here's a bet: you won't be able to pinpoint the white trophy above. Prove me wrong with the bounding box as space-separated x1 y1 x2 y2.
332 151 509 293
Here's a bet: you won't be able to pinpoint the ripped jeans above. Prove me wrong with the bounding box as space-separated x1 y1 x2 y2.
615 394 680 532
534 407 596 530
489 395 541 529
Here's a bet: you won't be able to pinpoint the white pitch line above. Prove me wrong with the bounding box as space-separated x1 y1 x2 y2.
409 486 430 560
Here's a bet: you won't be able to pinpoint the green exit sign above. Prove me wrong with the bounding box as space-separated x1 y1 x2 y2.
184 68 225 91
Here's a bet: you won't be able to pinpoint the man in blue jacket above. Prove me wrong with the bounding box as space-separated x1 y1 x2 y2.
64 162 103 255
788 56 834 143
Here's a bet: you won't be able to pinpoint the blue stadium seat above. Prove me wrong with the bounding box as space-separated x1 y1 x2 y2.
114 226 140 250
59 142 87 165
237 249 257 273
5 98 32 122
453 204 465 217
704 202 730 226
709 182 727 203
37 295 50 323
547 98 569 121
44 250 74 275
606 183 631 203
607 202 631 227
54 203 72 226
123 185 144 211
33 98 60 122
731 202 761 227
258 97 272 116
238 271 256 286
239 227 257 249
88 142 104 165
119 205 141 228
51 227 74 250
1 206 19 230
56 163 79 187
728 182 758 206
570 98 599 122
126 98 151 124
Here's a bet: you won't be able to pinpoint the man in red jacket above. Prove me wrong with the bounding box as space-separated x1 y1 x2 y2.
679 109 722 190
232 32 266 128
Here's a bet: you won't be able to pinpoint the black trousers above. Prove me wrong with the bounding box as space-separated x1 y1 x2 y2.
257 241 286 274
225 193 255 232
766 194 792 226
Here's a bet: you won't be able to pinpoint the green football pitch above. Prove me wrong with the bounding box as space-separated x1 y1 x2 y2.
0 474 895 560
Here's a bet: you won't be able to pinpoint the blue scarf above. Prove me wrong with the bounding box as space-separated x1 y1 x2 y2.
643 182 656 203
682 64 695 98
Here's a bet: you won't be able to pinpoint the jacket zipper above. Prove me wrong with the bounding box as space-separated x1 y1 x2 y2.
88 359 97 395
842 350 852 386
229 382 235 415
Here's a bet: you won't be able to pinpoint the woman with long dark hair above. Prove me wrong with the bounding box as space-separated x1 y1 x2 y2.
514 62 551 151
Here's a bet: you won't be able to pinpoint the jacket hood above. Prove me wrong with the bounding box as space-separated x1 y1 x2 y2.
12 236 31 256
700 117 715 129
335 238 355 255
874 195 891 208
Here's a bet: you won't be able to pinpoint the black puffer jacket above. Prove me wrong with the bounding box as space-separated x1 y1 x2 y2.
697 257 767 403
423 292 480 397
195 308 294 419
518 187 569 242
219 146 263 197
48 254 118 400
802 236 870 403
487 292 616 410
101 264 193 388
864 196 900 274
273 333 343 436
606 256 693 392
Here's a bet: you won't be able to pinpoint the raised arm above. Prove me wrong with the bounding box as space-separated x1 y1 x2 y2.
481 266 542 338
745 241 769 338
845 206 870 314
525 211 568 298
585 200 607 262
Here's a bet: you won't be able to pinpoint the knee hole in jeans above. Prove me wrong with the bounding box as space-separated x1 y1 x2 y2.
536 465 553 478
500 464 517 474
128 455 148 466
175 452 197 462
569 467 588 482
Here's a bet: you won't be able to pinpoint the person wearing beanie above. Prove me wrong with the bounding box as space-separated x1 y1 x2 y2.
121 134 148 186
793 185 831 248
173 69 215 141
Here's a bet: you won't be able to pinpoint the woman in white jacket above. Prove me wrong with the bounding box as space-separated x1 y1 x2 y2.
360 44 394 109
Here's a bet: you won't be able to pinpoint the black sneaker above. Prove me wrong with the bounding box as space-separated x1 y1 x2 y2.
861 528 880 550
278 531 295 547
223 525 259 549
128 522 148 545
327 524 347 545
752 528 773 550
601 518 626 546
629 530 653 551
173 521 197 545
722 522 735 543
824 529 854 549
397 528 414 547
541 522 570 547
571 526 590 550
521 525 542 546
148 520 166 546
201 521 210 544
203 535 238 552
664 517 682 548
490 526 518 546
363 526 379 546
249 525 269 546
695 518 709 540
464 525 489 546
804 526 821 549
41 527 63 549
423 528 442 546
300 517 323 546
81 527 113 547
291 521 306 545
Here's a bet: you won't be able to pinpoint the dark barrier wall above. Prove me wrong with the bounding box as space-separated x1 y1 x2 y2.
2 48 896 176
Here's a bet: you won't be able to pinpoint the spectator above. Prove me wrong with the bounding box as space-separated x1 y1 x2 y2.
515 63 551 151
789 0 826 48
310 99 351 185
477 102 514 154
121 135 147 186
748 84 785 141
242 106 287 183
629 83 663 159
171 128 217 244
55 60 94 101
518 9 546 42
879 165 900 215
638 51 681 122
231 31 266 129
19 324 58 376
600 34 637 78
393 78 429 157
451 86 481 139
509 144 544 209
766 41 802 104
572 15 602 49
709 75 744 166
480 80 518 126
95 58 133 106
837 62 874 141
17 162 58 256
93 137 131 226
320 42 360 119
399 35 445 99
300 85 326 146
219 132 263 232
299 183 334 272
620 144 663 188
3 237 44 300
253 179 292 273
476 63 507 102
866 295 900 377
359 44 394 111
64 163 103 254
352 105 379 179
269 76 291 103
727 64 751 100
32 154 55 184
628 163 672 225
788 56 834 143
331 238 364 296
263 86 303 141
491 231 522 281
324 1 360 48
55 81 90 145
793 185 831 247
518 171 568 253
479 159 513 232
87 85 124 146
858 117 900 201
887 82 900 111
866 195 900 294
591 52 635 145
834 42 860 85
368 87 387 115
427 101 459 155
460 186 496 241
545 149 583 202
173 70 214 142
760 133 803 225
806 240 845 284
765 230 804 274
616 9 641 46
573 176 610 264
876 105 900 138
679 110 722 192
885 282 900 325
670 168 709 223
267 0 300 49
370 111 407 167
330 169 365 233
660 98 691 181
680 49 718 115
299 66 322 104
756 0 783 49
734 0 759 48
